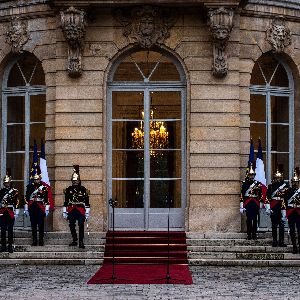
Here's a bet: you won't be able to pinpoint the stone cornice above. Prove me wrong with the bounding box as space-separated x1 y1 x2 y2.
52 0 240 7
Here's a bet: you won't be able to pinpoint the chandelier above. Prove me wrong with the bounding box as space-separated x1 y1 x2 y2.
131 109 169 156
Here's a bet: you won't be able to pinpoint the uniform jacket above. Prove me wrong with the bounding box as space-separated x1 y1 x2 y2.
284 186 300 218
266 181 288 210
64 185 90 216
0 187 19 219
240 179 263 208
25 182 49 213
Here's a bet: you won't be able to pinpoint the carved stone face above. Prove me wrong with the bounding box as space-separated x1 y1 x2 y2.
139 14 155 37
212 25 230 41
273 25 287 42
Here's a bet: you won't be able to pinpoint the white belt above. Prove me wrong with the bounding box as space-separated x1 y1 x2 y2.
272 197 283 201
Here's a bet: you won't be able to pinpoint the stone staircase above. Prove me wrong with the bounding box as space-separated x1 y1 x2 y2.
0 231 300 266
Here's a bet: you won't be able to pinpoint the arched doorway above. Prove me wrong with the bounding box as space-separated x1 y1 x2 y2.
1 53 46 227
107 48 186 230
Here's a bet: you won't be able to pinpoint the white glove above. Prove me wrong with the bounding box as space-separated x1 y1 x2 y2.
260 202 264 209
239 208 245 214
240 202 244 209
45 205 50 217
24 204 29 217
63 207 68 219
265 203 271 215
85 207 90 220
15 208 20 219
281 210 287 222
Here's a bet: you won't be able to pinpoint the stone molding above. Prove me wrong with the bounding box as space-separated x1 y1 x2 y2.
114 5 177 49
60 6 87 77
266 16 291 53
207 6 234 77
5 16 29 53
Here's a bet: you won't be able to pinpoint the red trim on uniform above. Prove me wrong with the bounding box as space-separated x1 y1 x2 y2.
270 199 283 210
0 207 14 219
243 197 260 208
67 206 85 216
28 200 45 213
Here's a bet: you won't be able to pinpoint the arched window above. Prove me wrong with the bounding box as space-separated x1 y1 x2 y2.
1 53 46 199
107 48 186 230
250 53 294 183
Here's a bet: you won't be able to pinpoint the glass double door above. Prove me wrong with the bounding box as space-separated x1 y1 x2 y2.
108 88 185 230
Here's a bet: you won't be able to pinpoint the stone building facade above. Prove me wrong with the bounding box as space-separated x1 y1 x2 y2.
0 0 299 233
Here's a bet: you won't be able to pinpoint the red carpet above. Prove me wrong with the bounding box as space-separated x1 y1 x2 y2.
88 231 193 284
87 263 193 284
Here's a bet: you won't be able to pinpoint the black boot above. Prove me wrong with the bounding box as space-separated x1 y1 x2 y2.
272 240 278 247
0 245 6 252
69 240 77 246
7 244 13 253
278 241 287 247
79 241 85 249
39 239 44 246
31 240 37 246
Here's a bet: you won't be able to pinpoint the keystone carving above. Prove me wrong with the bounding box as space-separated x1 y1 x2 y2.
5 17 29 53
115 5 177 49
266 17 291 53
60 6 87 78
207 7 234 77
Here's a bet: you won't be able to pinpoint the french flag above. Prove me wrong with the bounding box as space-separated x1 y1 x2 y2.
40 141 55 210
254 139 267 201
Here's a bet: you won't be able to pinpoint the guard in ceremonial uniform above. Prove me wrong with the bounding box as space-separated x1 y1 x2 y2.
284 168 300 254
24 167 49 246
240 164 263 240
63 165 90 249
0 170 19 253
266 169 289 247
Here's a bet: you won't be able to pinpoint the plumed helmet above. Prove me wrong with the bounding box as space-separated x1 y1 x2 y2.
247 163 256 176
3 168 12 183
33 166 42 180
291 167 299 183
71 165 80 181
274 168 283 179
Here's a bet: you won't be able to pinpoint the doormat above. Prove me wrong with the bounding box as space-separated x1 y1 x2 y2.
87 263 193 284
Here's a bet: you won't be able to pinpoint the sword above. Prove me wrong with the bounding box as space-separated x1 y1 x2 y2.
86 219 90 236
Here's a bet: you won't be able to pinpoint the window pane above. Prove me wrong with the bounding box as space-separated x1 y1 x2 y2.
112 180 144 208
112 92 143 120
270 63 289 87
271 96 289 123
112 150 144 178
6 153 24 180
150 57 180 81
272 125 289 152
250 123 266 148
149 120 181 150
250 94 266 122
7 96 25 123
150 151 181 178
271 153 289 180
31 95 46 122
150 91 181 119
150 180 181 208
7 124 25 151
7 55 45 87
113 121 144 149
30 123 45 151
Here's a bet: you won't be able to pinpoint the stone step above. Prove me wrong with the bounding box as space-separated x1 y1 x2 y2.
187 239 277 246
13 238 106 245
188 251 300 260
188 245 294 253
189 259 300 267
13 231 106 239
0 251 104 259
13 245 106 252
0 258 103 265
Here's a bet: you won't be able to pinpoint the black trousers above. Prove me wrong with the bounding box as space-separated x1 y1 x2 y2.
0 212 14 246
271 206 285 243
245 201 259 238
68 209 85 243
288 213 300 247
29 204 45 242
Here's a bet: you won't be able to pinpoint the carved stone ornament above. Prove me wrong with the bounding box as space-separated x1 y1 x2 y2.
266 17 291 53
207 7 234 77
60 6 87 78
115 5 178 49
5 17 29 53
